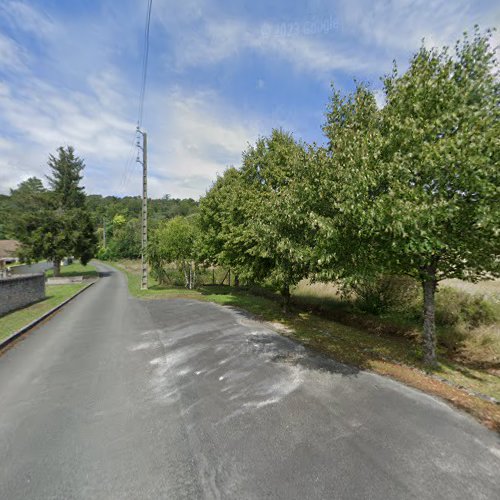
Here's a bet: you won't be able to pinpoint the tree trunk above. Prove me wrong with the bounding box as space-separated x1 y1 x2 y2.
212 268 215 285
228 269 231 287
422 268 438 366
53 259 61 277
234 274 239 287
281 284 291 313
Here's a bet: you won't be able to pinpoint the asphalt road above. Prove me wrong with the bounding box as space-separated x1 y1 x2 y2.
9 261 53 275
1 263 499 499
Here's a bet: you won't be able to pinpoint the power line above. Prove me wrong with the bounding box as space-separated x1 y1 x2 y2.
137 0 153 128
120 133 140 189
119 0 153 191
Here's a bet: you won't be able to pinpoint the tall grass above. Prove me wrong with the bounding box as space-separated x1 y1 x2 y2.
292 278 500 367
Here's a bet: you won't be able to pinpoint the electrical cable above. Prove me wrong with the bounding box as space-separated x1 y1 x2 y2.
137 0 153 128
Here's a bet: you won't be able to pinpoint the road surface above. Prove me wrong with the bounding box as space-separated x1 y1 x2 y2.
10 261 53 275
1 263 499 499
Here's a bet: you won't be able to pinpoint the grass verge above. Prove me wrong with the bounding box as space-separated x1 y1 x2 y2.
0 283 87 342
108 260 500 431
45 262 98 279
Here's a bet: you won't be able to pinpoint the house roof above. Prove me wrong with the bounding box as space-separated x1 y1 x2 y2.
0 240 20 259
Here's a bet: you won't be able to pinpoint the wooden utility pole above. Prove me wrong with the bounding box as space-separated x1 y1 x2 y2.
137 127 148 290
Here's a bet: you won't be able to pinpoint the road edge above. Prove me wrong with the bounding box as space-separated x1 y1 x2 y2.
0 279 97 351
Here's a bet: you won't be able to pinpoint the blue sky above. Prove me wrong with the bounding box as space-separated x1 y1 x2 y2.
0 0 498 199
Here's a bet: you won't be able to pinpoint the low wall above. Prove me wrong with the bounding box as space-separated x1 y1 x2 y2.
0 273 46 316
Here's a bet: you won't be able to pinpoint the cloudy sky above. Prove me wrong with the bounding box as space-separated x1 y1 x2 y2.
0 0 498 199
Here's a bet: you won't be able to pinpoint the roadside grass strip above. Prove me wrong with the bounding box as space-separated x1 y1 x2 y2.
0 283 87 343
45 262 99 279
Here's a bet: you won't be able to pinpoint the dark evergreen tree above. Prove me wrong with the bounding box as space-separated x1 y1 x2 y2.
13 147 97 276
47 146 86 209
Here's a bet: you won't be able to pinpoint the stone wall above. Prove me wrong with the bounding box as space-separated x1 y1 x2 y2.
0 273 46 316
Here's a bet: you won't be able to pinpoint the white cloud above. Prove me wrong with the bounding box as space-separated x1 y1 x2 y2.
143 86 265 198
373 89 386 109
0 33 28 72
162 17 380 76
1 0 498 201
338 0 500 54
0 69 137 195
0 1 261 199
0 72 268 199
0 1 57 39
254 25 376 74
0 75 132 158
156 1 499 79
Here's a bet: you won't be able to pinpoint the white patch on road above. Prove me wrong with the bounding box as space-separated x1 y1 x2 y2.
243 397 280 409
140 329 163 337
128 341 153 352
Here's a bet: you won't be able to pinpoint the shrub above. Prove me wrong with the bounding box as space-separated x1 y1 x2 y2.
343 274 419 315
96 246 113 261
150 265 170 285
150 266 186 286
459 324 500 365
435 287 497 328
411 286 500 358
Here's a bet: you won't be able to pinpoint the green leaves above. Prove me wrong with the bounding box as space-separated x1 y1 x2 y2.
191 29 498 356
149 216 198 266
10 148 97 266
314 29 499 284
46 146 86 209
198 129 313 300
148 215 201 288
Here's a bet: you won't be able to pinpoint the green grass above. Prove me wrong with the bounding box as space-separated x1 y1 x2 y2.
4 261 22 268
0 283 87 342
45 262 98 279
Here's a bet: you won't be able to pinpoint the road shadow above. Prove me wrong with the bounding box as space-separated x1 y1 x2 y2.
267 344 360 377
240 314 360 377
292 352 360 376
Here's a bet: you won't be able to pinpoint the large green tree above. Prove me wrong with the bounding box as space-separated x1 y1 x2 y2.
8 177 47 240
321 29 499 365
198 167 272 283
239 129 313 309
199 130 315 309
15 147 97 276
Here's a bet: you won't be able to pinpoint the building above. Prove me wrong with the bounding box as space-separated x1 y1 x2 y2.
0 240 20 273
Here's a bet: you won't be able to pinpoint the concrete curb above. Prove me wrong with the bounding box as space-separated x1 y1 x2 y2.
0 279 97 351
